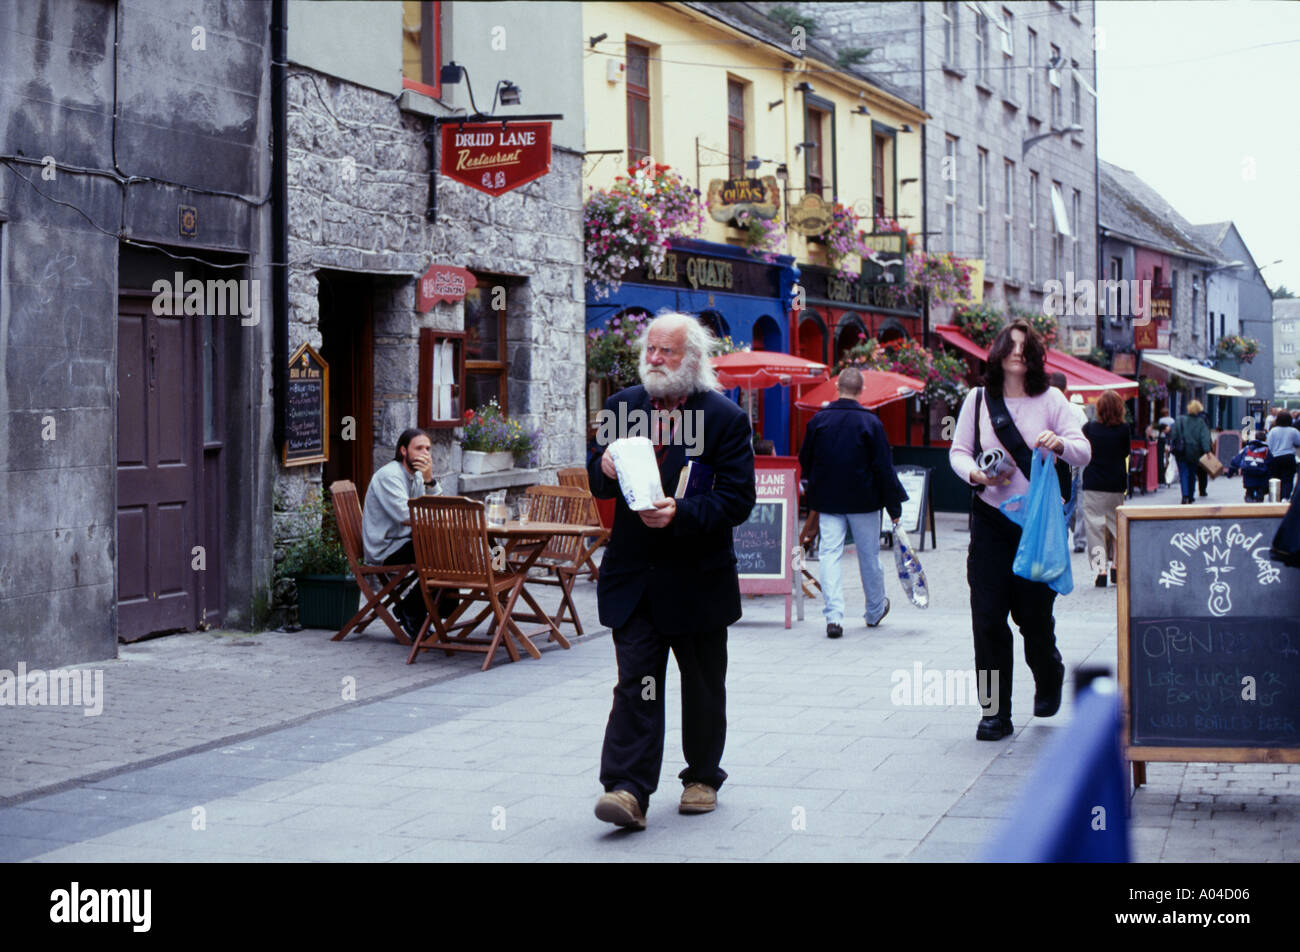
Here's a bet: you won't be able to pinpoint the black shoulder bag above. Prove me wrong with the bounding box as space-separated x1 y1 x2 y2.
972 387 1071 500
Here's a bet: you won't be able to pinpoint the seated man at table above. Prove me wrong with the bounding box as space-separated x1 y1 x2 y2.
362 427 454 638
588 312 756 830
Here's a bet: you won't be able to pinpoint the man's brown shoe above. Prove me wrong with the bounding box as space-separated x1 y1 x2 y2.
679 783 717 814
594 790 646 830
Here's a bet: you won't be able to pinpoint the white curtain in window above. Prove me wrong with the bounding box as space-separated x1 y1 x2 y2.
1050 183 1071 236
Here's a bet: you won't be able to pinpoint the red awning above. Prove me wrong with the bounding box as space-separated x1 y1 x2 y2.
933 324 990 361
932 324 1138 405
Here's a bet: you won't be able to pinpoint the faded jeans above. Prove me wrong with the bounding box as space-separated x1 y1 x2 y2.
818 509 888 626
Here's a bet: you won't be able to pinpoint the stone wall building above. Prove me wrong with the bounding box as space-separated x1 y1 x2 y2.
0 0 274 666
786 1 1100 347
277 1 586 616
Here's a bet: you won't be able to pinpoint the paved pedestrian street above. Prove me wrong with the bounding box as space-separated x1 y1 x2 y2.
2 475 1297 863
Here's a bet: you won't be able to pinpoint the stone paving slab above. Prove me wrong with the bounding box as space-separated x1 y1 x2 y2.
3 472 1298 861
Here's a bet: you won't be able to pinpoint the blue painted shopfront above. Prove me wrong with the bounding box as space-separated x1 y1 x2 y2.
585 238 800 453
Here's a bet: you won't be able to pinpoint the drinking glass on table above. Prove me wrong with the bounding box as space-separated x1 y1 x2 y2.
485 490 508 526
517 497 532 525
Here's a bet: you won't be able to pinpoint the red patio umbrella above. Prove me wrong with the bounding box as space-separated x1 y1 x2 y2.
711 351 829 390
794 369 925 412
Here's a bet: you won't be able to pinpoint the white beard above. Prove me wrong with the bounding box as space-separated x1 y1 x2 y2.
640 354 696 400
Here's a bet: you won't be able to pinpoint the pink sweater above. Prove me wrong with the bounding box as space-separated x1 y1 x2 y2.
948 387 1092 508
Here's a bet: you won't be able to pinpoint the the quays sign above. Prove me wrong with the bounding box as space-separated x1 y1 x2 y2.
624 251 781 299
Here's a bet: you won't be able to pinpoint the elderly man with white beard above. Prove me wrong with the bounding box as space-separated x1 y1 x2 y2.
586 312 756 830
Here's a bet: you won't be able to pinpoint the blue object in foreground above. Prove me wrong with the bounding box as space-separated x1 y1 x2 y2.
982 681 1131 862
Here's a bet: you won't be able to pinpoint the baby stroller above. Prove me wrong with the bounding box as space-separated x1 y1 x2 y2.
1227 439 1272 502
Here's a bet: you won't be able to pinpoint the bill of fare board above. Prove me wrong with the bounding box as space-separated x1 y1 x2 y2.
736 457 799 628
441 122 552 196
284 342 329 466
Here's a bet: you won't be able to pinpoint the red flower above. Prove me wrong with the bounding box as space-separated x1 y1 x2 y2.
465 409 476 422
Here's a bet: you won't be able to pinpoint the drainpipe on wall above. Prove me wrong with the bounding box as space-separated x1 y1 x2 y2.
271 0 288 455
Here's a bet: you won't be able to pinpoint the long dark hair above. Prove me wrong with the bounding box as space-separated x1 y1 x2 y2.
984 319 1048 398
395 427 430 462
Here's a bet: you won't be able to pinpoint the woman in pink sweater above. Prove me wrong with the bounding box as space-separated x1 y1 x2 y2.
948 320 1090 740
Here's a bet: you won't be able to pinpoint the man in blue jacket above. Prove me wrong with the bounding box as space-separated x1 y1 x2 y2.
799 368 907 638
587 313 756 830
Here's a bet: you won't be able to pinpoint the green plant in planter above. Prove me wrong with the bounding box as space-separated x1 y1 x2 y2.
954 302 1005 348
1214 334 1259 363
277 487 348 579
276 486 356 631
587 309 650 391
1082 347 1109 368
462 398 541 467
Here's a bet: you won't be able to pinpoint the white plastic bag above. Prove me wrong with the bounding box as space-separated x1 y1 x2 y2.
892 525 929 609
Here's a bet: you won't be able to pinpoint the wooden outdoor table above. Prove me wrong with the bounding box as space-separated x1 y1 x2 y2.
400 518 601 665
489 521 602 657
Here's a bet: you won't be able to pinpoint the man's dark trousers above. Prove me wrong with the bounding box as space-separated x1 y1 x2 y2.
968 498 1064 721
383 541 456 631
599 596 728 813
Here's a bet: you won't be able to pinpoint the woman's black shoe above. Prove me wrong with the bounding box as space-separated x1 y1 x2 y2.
1095 573 1107 588
1110 567 1117 584
976 716 1014 741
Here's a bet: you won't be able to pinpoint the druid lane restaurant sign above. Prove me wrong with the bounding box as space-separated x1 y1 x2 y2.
418 264 477 312
440 121 552 196
708 176 780 222
625 250 781 300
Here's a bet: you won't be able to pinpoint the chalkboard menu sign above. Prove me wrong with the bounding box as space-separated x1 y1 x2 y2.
1117 504 1300 785
738 459 799 628
735 501 786 577
284 342 329 466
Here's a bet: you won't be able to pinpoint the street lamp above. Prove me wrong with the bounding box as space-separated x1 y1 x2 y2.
1022 123 1084 156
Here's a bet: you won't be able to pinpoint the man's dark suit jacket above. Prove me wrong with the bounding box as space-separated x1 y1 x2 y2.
587 385 756 634
798 398 907 519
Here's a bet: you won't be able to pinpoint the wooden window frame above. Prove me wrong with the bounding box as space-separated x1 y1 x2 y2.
464 277 510 416
627 42 652 165
727 79 746 179
401 1 442 99
417 329 466 429
803 94 837 202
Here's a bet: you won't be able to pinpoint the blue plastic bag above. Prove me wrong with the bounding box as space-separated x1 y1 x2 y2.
999 448 1074 595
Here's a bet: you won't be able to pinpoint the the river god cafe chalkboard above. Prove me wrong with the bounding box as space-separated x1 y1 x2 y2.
737 461 798 628
283 342 329 467
1118 504 1300 788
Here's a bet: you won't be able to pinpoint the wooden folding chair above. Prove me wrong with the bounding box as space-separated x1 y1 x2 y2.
512 485 593 635
328 480 415 645
406 496 535 671
557 467 609 581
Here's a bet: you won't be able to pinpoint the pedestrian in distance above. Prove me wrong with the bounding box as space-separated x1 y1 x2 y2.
948 320 1090 741
1265 410 1300 501
1226 436 1272 502
798 366 907 639
587 312 756 830
1049 372 1088 553
1081 390 1130 587
361 428 454 639
1170 400 1213 504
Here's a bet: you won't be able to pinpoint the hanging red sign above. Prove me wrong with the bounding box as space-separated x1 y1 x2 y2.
440 121 553 196
418 264 477 312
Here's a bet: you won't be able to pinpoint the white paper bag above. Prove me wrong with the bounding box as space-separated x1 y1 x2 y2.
607 437 665 511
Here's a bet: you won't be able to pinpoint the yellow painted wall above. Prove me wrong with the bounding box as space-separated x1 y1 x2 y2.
581 2 926 271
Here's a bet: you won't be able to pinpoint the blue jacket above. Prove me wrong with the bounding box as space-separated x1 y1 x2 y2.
799 398 907 519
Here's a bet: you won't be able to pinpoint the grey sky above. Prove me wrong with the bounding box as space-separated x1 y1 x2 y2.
1096 0 1300 295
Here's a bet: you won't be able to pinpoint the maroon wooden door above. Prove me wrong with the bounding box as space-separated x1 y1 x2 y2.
116 297 202 640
